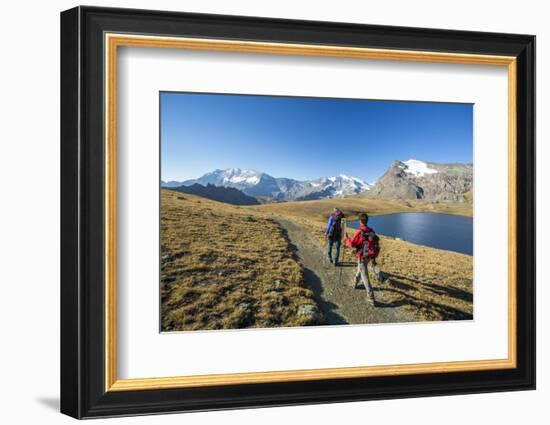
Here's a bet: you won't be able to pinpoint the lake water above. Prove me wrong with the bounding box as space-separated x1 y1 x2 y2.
347 212 473 255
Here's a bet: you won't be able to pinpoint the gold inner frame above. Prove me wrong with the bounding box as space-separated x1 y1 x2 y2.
104 33 517 392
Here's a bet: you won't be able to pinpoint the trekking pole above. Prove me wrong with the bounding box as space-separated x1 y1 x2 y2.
338 218 346 286
342 218 347 264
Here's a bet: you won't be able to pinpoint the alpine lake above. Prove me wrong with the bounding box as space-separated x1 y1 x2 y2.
347 212 473 256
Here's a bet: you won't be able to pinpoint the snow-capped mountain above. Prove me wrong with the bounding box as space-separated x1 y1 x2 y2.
367 159 472 202
178 168 264 190
162 168 372 201
308 175 372 198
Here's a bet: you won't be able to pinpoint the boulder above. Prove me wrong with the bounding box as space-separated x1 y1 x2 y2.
297 304 320 322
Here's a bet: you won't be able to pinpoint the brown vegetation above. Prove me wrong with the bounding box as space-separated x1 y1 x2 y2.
254 196 473 322
251 194 472 225
372 237 473 321
161 188 473 330
160 189 321 331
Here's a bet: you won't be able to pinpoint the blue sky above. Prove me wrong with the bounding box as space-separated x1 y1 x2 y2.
161 92 473 183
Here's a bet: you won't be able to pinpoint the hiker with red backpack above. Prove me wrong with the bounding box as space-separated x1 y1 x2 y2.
325 207 345 266
345 213 381 305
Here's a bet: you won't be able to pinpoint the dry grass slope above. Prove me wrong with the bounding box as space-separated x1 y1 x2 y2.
161 189 472 329
252 196 473 322
252 194 472 224
374 237 472 321
161 189 321 331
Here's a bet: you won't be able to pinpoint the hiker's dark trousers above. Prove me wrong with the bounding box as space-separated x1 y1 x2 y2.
327 238 341 262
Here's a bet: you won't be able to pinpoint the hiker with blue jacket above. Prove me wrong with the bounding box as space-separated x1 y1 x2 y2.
325 208 345 266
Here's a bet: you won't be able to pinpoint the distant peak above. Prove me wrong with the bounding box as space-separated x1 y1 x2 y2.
219 168 262 185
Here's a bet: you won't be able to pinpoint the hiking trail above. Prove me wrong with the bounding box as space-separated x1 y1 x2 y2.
274 217 417 325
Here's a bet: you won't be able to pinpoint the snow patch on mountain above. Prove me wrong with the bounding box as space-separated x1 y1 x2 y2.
400 159 439 177
221 168 261 185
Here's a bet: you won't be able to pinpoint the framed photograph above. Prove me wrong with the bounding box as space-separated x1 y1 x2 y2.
60 6 535 419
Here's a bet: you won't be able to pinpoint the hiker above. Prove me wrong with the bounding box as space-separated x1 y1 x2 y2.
345 213 381 304
325 207 345 266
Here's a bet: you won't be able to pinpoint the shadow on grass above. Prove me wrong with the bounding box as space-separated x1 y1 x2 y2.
374 273 473 321
422 282 473 303
385 272 473 303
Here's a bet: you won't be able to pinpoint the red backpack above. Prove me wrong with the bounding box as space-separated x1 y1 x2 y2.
360 230 380 259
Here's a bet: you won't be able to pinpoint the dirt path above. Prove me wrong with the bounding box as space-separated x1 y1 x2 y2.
274 217 416 325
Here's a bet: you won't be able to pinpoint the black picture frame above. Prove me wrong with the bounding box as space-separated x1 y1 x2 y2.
61 5 535 419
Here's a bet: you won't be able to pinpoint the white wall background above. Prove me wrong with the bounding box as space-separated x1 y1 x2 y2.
0 0 545 423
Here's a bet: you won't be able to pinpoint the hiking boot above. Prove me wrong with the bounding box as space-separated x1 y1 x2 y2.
334 261 339 267
328 257 333 264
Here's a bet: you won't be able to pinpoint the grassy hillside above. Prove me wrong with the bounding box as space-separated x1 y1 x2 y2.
252 194 471 222
252 196 473 322
372 237 472 321
161 189 473 328
250 194 472 251
160 189 321 331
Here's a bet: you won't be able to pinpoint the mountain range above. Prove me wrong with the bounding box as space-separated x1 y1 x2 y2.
162 168 372 202
162 159 473 204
